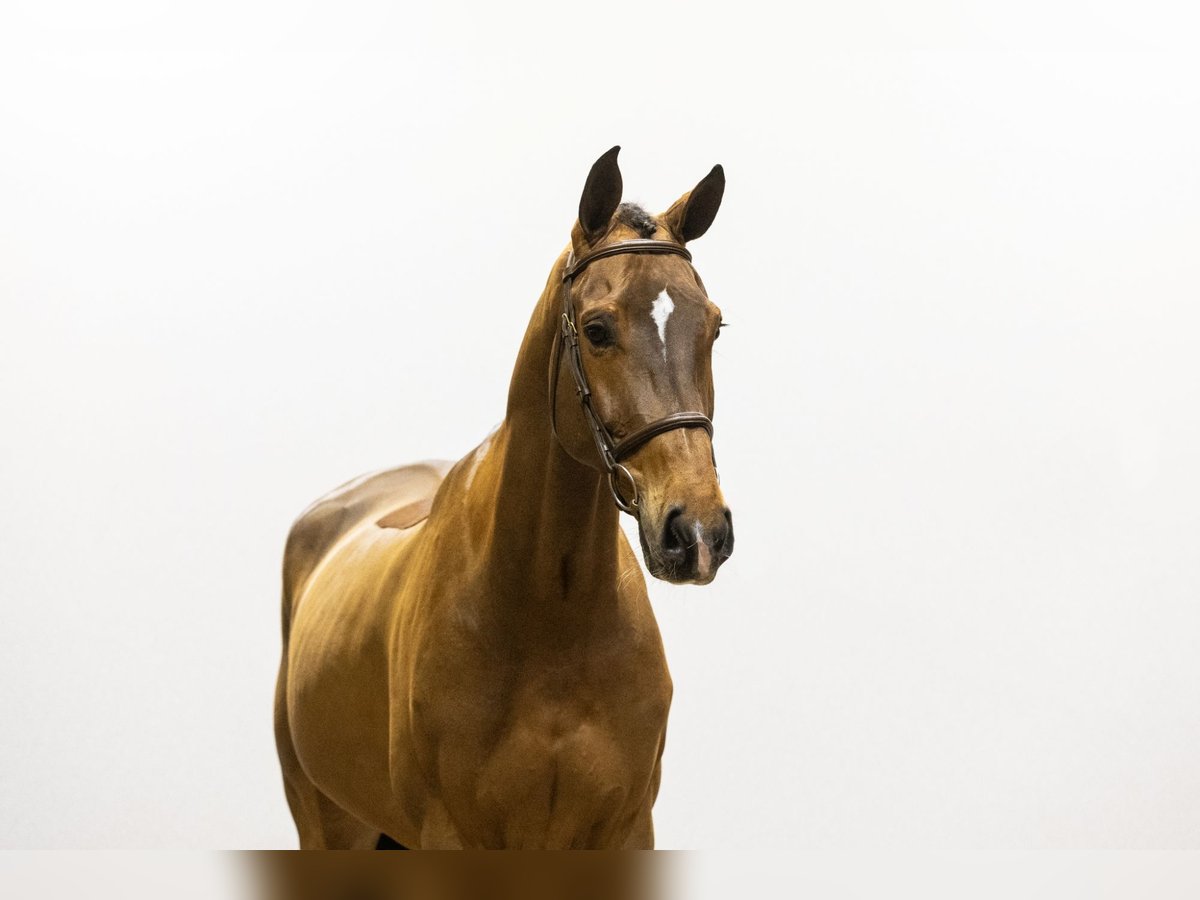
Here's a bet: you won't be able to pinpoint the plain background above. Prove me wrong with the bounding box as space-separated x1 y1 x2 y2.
2 2 1198 849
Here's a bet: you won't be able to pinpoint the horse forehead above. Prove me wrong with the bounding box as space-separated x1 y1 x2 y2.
579 258 709 321
627 284 711 374
627 280 707 324
616 260 700 302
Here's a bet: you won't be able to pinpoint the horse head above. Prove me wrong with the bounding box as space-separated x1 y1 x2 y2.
551 146 733 585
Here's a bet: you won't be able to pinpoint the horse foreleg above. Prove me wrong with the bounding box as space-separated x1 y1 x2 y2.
274 656 379 849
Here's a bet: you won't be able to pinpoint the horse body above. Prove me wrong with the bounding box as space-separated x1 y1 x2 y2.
276 148 729 849
278 270 671 849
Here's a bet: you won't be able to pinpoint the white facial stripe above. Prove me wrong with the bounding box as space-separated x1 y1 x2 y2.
650 290 675 361
695 525 712 578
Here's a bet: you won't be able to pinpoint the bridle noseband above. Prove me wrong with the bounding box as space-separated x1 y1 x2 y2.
549 239 716 514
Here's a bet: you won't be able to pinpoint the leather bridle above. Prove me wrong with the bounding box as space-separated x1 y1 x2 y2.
549 239 716 514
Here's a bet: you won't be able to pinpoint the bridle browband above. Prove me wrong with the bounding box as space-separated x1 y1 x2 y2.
549 239 716 514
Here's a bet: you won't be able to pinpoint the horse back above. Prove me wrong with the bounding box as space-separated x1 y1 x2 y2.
281 461 453 638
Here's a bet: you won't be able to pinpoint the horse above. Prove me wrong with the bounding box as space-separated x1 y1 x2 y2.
274 147 734 849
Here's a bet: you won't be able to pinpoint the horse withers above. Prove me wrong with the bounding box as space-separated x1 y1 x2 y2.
274 147 733 849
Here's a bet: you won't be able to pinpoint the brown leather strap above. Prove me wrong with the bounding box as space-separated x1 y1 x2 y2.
612 413 714 462
549 238 717 514
563 239 692 281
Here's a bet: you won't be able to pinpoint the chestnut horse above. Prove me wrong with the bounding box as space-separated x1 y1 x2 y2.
274 147 733 849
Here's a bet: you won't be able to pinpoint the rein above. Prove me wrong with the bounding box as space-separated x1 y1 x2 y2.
549 239 716 514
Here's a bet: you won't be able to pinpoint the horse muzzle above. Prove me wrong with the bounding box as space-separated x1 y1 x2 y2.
640 504 734 585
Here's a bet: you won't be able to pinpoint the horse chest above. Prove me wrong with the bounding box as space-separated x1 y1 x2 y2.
413 650 671 848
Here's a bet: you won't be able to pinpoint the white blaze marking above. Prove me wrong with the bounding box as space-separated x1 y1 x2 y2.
694 524 712 579
650 290 674 361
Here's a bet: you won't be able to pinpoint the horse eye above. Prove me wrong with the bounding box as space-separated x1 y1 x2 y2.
583 322 612 346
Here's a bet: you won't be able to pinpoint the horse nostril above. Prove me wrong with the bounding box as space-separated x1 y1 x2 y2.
713 508 734 557
661 507 688 562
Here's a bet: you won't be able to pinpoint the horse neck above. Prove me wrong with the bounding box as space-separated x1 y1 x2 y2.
483 250 622 608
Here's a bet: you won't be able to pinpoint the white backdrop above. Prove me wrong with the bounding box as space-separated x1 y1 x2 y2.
2 2 1198 849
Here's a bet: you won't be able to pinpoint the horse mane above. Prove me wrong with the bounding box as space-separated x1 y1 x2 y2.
615 202 658 238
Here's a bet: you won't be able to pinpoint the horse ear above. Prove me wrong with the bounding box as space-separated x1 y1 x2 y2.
661 164 725 243
578 146 623 244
